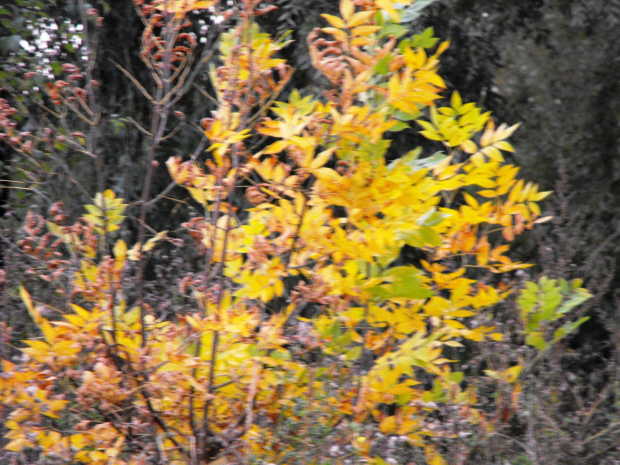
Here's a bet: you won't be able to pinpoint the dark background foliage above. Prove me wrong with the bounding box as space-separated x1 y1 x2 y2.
1 0 619 463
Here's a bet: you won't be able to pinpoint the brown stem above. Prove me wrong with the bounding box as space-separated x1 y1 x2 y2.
136 12 178 347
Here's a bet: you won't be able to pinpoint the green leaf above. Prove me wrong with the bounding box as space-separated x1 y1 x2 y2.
557 290 591 315
552 326 567 342
432 378 444 400
393 109 420 121
416 209 449 227
345 346 363 361
398 226 441 248
84 204 101 216
411 27 439 49
374 55 390 75
378 23 409 39
391 277 433 300
385 266 433 300
370 267 433 300
525 332 547 351
329 321 341 338
419 227 441 246
389 121 410 132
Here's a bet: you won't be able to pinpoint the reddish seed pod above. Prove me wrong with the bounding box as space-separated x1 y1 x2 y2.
200 118 213 131
255 5 278 16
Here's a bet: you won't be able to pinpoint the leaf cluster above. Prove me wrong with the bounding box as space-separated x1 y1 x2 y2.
0 1 592 464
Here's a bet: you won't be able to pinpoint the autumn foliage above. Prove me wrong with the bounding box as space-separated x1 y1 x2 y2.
0 0 591 464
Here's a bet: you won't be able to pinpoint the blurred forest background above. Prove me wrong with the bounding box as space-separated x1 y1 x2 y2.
1 0 619 463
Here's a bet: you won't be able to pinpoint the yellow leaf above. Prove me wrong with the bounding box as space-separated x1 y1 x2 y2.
351 26 382 37
464 193 479 209
498 122 521 139
451 91 462 109
22 340 51 362
256 125 282 138
436 40 450 56
478 189 498 198
348 10 376 27
313 167 342 184
428 451 448 465
504 365 523 383
534 190 552 201
125 243 141 261
274 280 285 297
310 147 336 170
350 37 375 47
321 27 349 41
70 433 89 451
340 0 354 21
19 286 33 314
4 420 19 432
5 437 32 452
379 415 397 434
420 130 442 141
480 119 495 147
448 310 476 317
445 320 466 329
460 139 477 153
155 0 216 17
494 140 514 152
376 0 400 21
89 450 109 461
105 435 125 459
191 0 216 9
508 179 524 203
113 239 127 261
70 303 90 319
321 14 346 29
482 146 504 162
143 231 168 253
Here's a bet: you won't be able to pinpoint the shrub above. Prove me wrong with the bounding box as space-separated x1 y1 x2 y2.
0 1 590 464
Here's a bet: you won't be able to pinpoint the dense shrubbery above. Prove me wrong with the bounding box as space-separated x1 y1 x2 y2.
0 1 593 464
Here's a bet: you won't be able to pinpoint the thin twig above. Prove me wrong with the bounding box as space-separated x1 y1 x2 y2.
110 59 155 104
